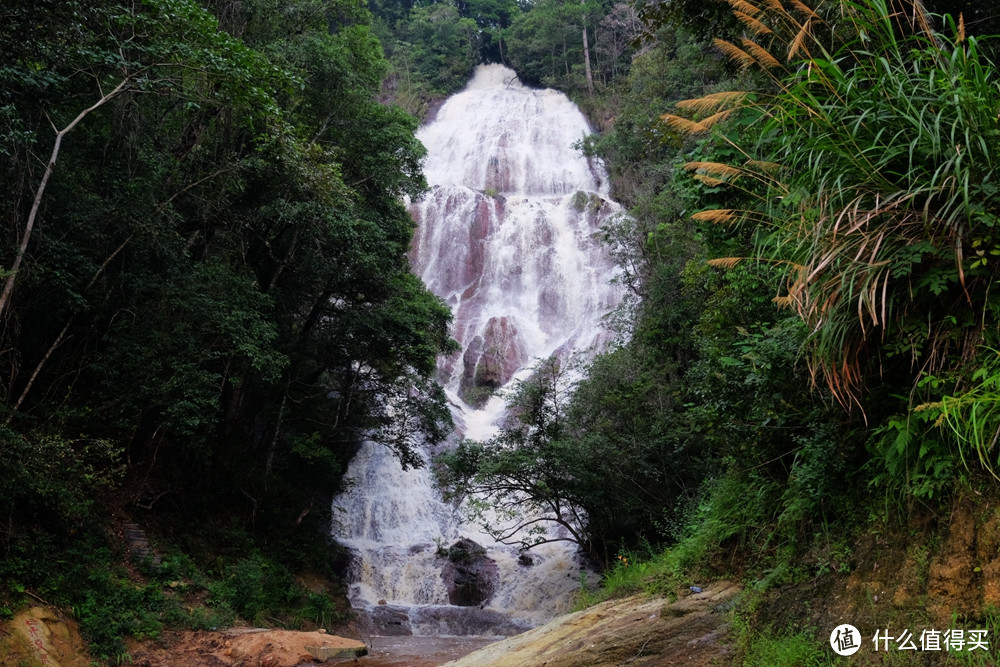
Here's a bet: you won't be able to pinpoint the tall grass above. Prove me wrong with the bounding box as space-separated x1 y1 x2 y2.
665 0 1000 493
667 0 1000 411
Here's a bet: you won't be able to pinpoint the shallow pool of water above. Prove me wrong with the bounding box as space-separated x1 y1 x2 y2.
307 635 500 666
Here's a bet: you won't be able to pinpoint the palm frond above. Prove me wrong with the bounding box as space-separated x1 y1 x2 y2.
742 38 785 70
684 161 747 179
692 174 727 187
736 11 773 35
787 18 813 60
773 294 796 307
745 160 782 172
724 0 763 16
660 113 709 134
707 257 744 269
699 109 735 129
763 0 791 20
786 0 817 19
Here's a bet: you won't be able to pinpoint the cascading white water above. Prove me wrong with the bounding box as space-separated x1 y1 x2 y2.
332 64 623 638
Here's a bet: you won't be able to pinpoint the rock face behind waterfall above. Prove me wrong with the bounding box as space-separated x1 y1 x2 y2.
332 64 624 637
409 65 622 414
459 316 526 406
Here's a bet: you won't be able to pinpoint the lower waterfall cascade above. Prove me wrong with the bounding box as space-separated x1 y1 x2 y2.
331 64 624 638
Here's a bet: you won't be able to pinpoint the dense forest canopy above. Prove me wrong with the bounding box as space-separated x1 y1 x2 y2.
0 0 459 508
0 0 458 653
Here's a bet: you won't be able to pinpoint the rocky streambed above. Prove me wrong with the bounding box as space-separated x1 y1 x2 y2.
1 582 739 667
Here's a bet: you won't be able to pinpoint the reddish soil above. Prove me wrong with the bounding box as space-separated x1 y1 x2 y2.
128 628 367 667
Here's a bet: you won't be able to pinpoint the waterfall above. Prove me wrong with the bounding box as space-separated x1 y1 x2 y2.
332 64 623 638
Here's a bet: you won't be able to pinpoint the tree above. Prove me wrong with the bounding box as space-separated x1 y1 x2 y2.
438 359 598 552
397 3 479 93
504 0 603 94
456 0 521 63
0 0 456 538
594 3 644 85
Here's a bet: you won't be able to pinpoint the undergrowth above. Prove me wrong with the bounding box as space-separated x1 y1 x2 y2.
0 518 350 661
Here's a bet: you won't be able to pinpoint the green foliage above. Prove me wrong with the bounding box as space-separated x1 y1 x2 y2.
693 0 1000 409
741 631 833 667
199 552 348 628
0 428 122 523
938 350 1000 477
373 0 518 116
397 3 479 92
207 554 294 624
0 0 454 520
68 571 170 658
0 0 451 653
869 399 957 500
648 0 1000 545
634 0 741 44
585 29 729 202
0 519 344 659
438 358 594 552
868 349 1000 499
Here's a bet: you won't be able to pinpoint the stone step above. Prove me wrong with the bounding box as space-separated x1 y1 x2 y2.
121 522 162 566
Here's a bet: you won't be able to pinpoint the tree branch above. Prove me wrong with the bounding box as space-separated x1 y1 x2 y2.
0 75 136 322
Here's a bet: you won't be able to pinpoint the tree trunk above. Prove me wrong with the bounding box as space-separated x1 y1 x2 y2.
581 0 594 96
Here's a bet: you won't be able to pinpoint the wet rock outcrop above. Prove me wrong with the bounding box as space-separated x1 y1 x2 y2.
459 317 527 407
443 581 740 667
441 538 499 607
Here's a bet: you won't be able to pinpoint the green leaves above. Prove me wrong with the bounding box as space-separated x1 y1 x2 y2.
0 0 455 552
700 0 1000 407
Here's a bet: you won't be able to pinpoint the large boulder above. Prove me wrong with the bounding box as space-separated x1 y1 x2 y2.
440 538 499 607
459 317 526 407
367 604 413 636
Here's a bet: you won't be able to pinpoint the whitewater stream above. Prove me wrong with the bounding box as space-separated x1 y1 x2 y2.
332 64 623 643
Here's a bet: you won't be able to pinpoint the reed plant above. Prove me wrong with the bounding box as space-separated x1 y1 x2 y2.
663 0 1000 491
666 0 1000 410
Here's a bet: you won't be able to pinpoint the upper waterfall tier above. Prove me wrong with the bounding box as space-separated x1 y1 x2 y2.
419 64 606 197
409 65 622 424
